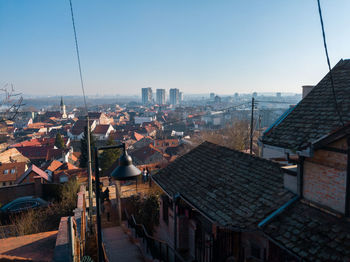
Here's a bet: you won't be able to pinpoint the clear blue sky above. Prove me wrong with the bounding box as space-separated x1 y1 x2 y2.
1 0 350 96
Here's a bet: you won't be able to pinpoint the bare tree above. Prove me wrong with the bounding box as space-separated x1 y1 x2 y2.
0 83 24 122
192 120 259 153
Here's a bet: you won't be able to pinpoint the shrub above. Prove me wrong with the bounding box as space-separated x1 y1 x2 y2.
10 179 80 236
127 193 160 235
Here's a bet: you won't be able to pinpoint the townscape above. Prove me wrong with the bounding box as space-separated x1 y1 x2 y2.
1 1 350 262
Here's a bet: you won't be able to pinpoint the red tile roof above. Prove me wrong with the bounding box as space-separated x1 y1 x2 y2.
16 164 52 184
43 160 63 172
16 146 63 161
70 119 94 136
92 124 110 135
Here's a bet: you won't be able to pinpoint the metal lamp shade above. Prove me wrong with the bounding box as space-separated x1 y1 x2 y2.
111 151 141 181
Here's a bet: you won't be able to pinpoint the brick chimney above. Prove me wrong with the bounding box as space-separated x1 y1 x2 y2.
302 85 314 99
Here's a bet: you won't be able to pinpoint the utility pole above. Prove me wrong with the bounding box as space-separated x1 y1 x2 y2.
250 97 254 155
86 115 94 232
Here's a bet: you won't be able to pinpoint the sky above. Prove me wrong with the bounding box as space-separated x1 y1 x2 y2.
1 0 350 97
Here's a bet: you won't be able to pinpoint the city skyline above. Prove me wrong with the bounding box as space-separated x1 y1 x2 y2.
1 1 350 96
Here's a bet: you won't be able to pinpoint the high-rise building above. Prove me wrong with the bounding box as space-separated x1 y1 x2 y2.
156 89 166 105
142 87 152 105
169 88 180 105
210 93 215 101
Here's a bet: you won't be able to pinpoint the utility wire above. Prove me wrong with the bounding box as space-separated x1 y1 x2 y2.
68 0 94 236
69 0 88 113
317 0 344 126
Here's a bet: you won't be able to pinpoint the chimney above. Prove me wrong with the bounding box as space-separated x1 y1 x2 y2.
302 85 314 99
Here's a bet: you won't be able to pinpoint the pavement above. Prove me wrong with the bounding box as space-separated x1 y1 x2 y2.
102 226 144 262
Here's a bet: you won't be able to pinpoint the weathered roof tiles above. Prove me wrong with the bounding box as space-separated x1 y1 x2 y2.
153 141 295 231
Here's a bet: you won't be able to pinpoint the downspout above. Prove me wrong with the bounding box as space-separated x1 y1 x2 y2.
345 138 350 216
173 192 180 253
297 156 305 198
258 195 299 228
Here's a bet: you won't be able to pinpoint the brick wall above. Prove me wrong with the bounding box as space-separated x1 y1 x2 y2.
0 183 36 205
303 139 347 213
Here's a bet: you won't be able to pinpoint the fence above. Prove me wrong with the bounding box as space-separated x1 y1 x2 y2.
125 209 186 262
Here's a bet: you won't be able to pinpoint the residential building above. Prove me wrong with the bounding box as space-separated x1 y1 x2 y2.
67 119 96 140
169 88 180 106
0 148 30 164
16 164 52 184
0 162 28 187
259 59 350 260
210 93 215 101
156 89 166 105
152 142 295 261
142 87 153 105
92 124 115 140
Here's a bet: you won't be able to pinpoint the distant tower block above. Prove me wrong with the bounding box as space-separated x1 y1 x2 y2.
60 97 67 119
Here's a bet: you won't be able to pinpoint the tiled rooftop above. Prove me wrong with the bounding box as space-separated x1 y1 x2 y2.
153 141 295 230
261 59 350 150
262 201 350 261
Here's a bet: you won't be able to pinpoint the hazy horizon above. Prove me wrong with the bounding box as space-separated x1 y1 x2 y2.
1 1 350 96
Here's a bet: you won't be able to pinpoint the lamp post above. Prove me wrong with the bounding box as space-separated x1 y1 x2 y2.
94 143 141 262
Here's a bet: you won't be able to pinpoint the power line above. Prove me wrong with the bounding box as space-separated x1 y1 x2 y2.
69 0 88 113
316 0 344 126
68 0 94 237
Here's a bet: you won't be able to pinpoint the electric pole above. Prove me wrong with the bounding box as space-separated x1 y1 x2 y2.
87 115 94 232
250 97 254 155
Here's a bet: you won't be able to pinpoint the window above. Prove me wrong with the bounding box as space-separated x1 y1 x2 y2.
2 182 5 186
3 169 8 175
11 169 16 174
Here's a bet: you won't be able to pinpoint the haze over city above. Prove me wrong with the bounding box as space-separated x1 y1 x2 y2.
1 0 350 96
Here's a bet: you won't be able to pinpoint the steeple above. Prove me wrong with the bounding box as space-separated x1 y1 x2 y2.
60 97 67 119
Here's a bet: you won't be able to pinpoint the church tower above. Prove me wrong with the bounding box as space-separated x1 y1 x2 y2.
60 97 67 119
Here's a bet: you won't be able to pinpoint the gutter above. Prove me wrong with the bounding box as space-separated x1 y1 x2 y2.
263 106 296 135
258 195 299 228
345 138 350 216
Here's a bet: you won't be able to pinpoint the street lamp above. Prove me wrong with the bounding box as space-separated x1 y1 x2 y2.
94 143 141 262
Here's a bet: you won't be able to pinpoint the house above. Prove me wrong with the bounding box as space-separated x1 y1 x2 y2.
41 159 77 178
16 164 52 184
16 146 68 166
0 162 28 187
259 59 350 261
152 141 296 262
153 139 179 152
88 112 112 125
67 119 96 140
92 124 115 140
130 144 167 166
0 148 30 164
52 168 88 183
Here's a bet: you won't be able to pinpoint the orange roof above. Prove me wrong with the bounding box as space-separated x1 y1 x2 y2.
46 160 63 172
27 122 53 129
133 132 144 141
